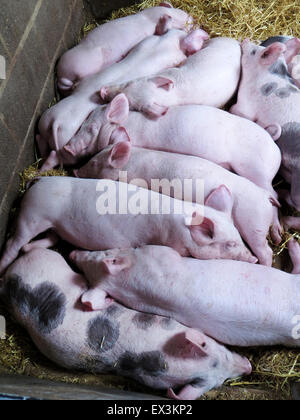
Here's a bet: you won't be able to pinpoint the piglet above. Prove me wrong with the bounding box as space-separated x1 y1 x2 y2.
38 28 208 171
230 38 300 211
70 241 300 348
261 36 300 87
0 177 255 276
65 94 281 198
76 143 281 265
57 3 193 93
0 248 251 400
101 37 242 117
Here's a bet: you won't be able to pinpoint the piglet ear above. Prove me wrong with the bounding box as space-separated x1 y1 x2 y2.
155 14 172 35
205 185 233 216
108 141 132 169
181 29 209 56
101 256 132 276
284 38 300 64
265 123 282 141
188 214 215 243
81 289 113 311
260 42 286 66
105 94 129 125
167 385 204 401
110 127 131 145
185 329 209 357
151 76 174 91
159 2 173 8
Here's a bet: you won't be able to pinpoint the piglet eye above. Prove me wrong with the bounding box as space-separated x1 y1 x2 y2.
251 49 256 55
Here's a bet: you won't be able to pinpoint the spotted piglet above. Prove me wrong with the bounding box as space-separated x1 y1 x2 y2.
230 38 300 211
0 248 252 400
261 36 300 88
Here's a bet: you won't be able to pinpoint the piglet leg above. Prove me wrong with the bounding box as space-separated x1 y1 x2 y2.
167 385 203 401
287 238 300 274
36 134 50 159
22 232 59 253
270 207 283 245
284 216 300 231
0 220 51 276
290 171 300 212
40 150 60 172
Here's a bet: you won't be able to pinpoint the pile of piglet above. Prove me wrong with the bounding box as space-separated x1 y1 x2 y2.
1 2 300 400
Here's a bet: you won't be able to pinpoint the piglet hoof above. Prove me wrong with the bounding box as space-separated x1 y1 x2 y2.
144 103 169 119
100 86 108 102
270 223 283 246
249 256 259 264
167 389 180 400
58 78 74 92
64 145 76 157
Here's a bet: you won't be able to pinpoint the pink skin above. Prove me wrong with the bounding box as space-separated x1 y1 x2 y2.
230 38 300 131
38 28 207 172
0 177 255 277
0 248 251 400
230 39 300 210
65 94 281 199
57 4 193 94
101 37 241 116
70 244 300 348
76 143 281 265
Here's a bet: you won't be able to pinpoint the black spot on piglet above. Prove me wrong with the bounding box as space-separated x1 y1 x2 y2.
31 283 66 335
119 351 168 377
4 275 66 335
270 61 289 79
269 60 296 85
276 122 300 170
160 317 176 331
261 82 278 96
132 313 157 330
190 377 207 388
260 36 291 48
105 304 124 319
87 315 120 353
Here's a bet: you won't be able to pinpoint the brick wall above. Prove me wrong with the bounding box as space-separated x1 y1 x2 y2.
0 0 89 247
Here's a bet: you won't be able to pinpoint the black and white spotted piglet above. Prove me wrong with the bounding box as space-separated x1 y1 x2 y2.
230 38 300 212
261 36 300 86
0 248 251 400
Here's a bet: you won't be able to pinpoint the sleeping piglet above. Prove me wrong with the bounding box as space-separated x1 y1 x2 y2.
65 94 281 198
0 248 252 401
38 28 208 172
101 37 242 118
0 177 255 277
75 143 281 265
261 36 300 88
70 241 300 348
57 3 193 93
230 38 300 211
